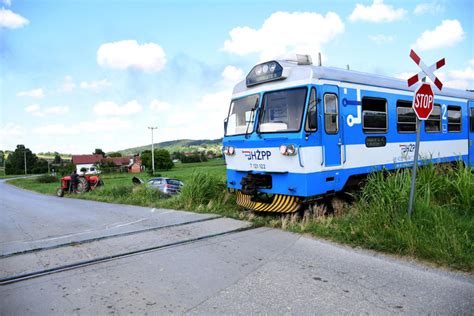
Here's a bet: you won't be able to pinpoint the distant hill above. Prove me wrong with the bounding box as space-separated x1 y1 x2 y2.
115 138 223 156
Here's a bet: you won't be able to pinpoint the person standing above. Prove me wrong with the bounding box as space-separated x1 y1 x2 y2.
70 169 79 193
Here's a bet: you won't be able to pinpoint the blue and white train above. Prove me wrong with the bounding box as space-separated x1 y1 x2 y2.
223 55 474 213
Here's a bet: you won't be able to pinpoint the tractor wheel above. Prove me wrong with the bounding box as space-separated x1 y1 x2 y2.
76 177 90 194
56 188 64 197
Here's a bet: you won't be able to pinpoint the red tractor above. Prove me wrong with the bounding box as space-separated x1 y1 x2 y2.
56 175 103 197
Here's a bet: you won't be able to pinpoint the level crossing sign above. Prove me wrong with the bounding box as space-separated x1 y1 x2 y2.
407 49 445 91
406 49 445 217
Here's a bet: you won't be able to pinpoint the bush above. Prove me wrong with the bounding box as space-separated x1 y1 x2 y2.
36 175 58 183
57 163 75 176
174 171 227 209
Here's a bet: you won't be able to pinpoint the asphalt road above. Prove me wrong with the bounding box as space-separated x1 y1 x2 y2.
1 179 473 315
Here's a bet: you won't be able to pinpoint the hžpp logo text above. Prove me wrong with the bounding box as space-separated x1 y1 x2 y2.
242 150 272 161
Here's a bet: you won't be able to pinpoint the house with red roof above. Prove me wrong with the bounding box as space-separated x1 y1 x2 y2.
72 153 142 174
72 154 104 174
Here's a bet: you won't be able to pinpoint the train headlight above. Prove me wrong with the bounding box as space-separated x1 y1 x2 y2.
224 146 235 156
279 144 297 156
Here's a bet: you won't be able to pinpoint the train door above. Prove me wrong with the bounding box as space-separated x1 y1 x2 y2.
469 102 474 167
321 85 342 167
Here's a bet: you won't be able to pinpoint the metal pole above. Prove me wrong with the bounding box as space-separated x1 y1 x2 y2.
408 118 421 217
24 149 27 175
148 127 157 175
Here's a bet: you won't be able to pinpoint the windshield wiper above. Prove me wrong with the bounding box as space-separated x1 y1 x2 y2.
244 98 259 139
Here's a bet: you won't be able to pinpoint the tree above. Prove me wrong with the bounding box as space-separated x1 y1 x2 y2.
155 149 174 170
93 148 105 157
141 150 152 171
141 149 174 171
32 159 48 174
108 152 122 157
99 160 118 173
5 145 38 175
53 152 62 164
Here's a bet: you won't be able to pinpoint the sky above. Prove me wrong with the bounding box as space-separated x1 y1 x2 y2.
1 0 473 154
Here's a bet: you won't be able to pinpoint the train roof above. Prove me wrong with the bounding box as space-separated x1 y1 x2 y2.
233 60 474 101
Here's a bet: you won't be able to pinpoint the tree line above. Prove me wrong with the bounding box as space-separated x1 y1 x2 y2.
4 145 50 175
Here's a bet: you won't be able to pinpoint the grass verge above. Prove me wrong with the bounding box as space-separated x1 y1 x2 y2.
7 160 473 272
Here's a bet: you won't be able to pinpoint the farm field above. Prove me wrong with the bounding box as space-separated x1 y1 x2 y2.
7 160 473 272
8 159 226 195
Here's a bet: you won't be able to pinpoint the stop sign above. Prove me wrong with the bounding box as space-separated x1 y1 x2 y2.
412 83 434 120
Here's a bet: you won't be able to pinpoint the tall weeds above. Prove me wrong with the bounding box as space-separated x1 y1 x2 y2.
291 162 473 271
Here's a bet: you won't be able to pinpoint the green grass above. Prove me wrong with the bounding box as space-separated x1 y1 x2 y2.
7 159 473 272
281 162 473 272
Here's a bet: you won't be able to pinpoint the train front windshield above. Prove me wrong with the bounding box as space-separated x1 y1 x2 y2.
226 95 259 136
259 88 307 133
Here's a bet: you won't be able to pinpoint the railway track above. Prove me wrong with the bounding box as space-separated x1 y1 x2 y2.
0 217 253 286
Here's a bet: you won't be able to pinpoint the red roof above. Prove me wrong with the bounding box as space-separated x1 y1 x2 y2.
72 154 104 165
102 157 132 166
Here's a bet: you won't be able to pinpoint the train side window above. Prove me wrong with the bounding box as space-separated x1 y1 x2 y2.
324 93 338 134
447 106 461 132
305 88 317 132
425 104 441 133
470 108 474 132
362 97 387 133
396 101 415 133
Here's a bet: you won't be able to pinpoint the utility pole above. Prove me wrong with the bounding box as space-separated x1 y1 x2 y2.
148 127 157 175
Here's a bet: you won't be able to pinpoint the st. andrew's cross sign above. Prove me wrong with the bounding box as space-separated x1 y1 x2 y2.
406 49 445 216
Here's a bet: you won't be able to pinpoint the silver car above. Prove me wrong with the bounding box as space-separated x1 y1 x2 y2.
147 177 183 196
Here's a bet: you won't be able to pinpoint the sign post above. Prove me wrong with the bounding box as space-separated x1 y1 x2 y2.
406 50 445 217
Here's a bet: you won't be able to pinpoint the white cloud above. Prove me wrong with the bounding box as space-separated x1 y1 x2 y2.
394 72 414 81
60 75 76 92
25 104 40 113
447 67 474 81
443 62 474 90
25 104 69 117
17 88 44 98
45 106 69 114
34 118 132 136
412 20 464 51
0 123 25 150
349 0 406 23
414 2 444 15
368 34 394 44
93 100 143 116
149 100 171 112
0 8 28 29
222 11 344 61
97 40 167 73
80 79 112 91
222 66 244 84
33 124 69 136
443 80 469 90
0 123 23 138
